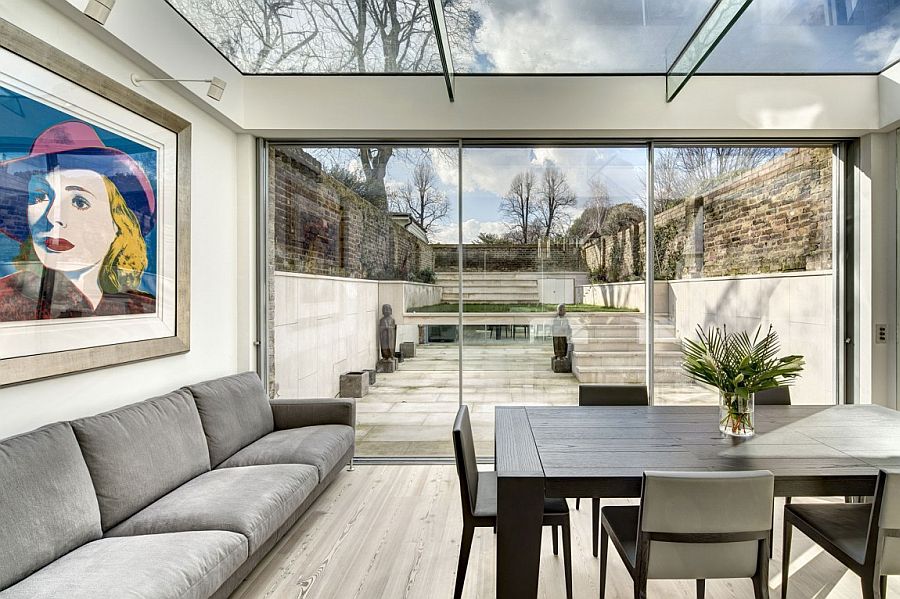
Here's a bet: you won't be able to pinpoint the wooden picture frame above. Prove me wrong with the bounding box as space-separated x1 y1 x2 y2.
0 18 191 385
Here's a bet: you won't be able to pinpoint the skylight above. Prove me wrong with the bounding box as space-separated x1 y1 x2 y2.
166 0 900 76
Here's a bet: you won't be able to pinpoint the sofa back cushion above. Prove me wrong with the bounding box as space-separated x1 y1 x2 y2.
186 372 274 467
0 422 102 591
71 390 210 531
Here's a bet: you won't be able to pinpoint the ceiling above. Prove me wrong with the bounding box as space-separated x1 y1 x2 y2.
166 0 900 76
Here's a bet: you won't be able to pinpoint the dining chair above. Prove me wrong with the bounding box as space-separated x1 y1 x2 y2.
782 469 899 599
600 470 775 599
452 405 573 599
755 386 791 406
576 383 649 557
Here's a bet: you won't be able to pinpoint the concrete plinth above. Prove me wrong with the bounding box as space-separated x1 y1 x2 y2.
363 369 377 385
400 342 416 359
339 372 369 398
376 358 398 373
551 356 572 373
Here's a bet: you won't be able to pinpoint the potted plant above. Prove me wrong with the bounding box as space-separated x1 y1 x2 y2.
681 325 804 437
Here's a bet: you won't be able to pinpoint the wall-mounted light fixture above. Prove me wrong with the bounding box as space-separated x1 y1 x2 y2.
84 0 116 25
131 74 227 101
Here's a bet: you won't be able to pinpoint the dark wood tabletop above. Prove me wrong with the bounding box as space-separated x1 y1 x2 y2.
493 404 900 599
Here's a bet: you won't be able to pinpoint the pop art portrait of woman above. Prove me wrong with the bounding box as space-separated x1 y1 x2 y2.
0 120 158 321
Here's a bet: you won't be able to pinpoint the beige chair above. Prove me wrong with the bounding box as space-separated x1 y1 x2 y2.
782 469 900 599
600 470 775 599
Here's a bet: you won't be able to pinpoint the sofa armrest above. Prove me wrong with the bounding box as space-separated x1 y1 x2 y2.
270 398 356 430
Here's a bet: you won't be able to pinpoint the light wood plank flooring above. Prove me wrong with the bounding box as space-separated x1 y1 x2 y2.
232 465 898 599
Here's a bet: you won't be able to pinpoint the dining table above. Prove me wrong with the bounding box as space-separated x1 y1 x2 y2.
494 404 900 599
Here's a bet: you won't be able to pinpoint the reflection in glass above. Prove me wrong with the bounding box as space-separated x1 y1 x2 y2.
652 146 835 406
700 0 900 73
167 0 449 73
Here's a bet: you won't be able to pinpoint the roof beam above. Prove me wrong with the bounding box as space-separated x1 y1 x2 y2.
428 0 455 102
666 0 753 102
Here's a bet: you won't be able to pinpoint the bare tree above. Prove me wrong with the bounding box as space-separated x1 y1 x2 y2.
567 178 611 240
389 161 450 236
654 147 783 210
473 232 509 244
535 165 578 238
499 171 536 243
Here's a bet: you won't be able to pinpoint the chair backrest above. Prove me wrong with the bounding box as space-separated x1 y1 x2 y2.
755 386 791 406
638 471 774 580
452 406 479 518
871 469 900 574
578 384 648 407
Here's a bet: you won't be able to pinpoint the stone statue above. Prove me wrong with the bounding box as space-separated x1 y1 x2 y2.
551 303 573 373
377 304 398 373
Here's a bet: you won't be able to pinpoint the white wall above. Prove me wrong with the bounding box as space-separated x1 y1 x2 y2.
667 272 835 406
0 1 246 437
273 272 380 399
581 282 670 314
857 132 899 409
880 63 900 130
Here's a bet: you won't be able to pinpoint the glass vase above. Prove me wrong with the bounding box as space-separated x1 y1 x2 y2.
719 391 755 437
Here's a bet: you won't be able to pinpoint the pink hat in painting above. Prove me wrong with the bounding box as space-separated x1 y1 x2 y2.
0 120 157 242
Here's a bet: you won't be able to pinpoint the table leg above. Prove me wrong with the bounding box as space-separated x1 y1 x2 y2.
497 474 545 599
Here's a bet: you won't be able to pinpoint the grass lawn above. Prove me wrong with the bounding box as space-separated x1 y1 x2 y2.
408 303 639 313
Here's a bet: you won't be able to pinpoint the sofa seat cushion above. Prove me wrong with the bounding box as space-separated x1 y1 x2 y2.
0 531 246 599
218 425 354 481
106 464 318 553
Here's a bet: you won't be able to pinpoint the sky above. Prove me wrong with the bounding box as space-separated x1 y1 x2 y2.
305 145 648 244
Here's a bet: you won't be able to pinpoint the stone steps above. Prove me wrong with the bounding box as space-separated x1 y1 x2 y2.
572 350 683 368
572 364 690 384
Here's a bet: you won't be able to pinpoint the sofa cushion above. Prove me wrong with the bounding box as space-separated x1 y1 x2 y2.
71 389 210 531
219 425 354 482
186 372 275 467
106 464 318 553
0 531 247 599
0 423 102 591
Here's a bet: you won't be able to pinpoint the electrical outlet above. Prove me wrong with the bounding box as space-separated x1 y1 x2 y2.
876 324 888 344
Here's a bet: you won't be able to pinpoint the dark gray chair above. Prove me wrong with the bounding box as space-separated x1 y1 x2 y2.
452 406 572 599
601 471 775 599
782 469 900 599
755 386 791 406
576 384 649 557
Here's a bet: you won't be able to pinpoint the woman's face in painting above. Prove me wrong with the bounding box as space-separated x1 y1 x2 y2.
27 169 117 273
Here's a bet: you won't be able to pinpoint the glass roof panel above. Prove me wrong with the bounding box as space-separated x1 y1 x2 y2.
699 0 900 73
166 0 443 74
446 0 717 73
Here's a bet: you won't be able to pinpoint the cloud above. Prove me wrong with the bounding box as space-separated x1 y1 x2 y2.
854 7 900 69
430 219 508 243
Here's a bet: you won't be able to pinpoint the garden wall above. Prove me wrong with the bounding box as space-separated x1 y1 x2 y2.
269 147 434 280
583 147 833 281
433 242 586 272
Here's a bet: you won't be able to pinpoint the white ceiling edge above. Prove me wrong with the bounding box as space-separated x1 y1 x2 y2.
879 62 900 132
45 0 244 130
19 0 893 139
242 74 880 139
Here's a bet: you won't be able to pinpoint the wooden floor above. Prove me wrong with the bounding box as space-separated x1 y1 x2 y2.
232 465 899 599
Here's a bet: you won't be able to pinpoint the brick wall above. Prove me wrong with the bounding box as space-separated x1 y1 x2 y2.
432 242 586 272
269 147 433 280
583 147 833 281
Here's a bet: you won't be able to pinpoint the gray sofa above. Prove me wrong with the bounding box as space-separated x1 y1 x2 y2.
0 372 355 599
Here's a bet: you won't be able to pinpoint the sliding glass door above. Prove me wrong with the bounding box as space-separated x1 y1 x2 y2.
262 139 844 458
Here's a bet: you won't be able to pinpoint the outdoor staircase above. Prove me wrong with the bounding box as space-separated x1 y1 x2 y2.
434 272 539 304
571 315 691 385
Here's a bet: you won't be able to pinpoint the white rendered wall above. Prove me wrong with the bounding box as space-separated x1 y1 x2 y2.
0 1 245 437
880 63 900 130
273 272 379 399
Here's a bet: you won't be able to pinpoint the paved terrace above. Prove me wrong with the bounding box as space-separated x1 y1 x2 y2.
355 342 715 458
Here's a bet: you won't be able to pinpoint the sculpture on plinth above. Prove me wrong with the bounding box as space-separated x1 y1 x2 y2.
377 303 398 373
551 303 573 373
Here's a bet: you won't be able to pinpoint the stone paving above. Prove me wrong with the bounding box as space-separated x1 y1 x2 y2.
355 342 715 457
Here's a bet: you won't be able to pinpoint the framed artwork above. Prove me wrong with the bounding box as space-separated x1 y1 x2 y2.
0 19 191 385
